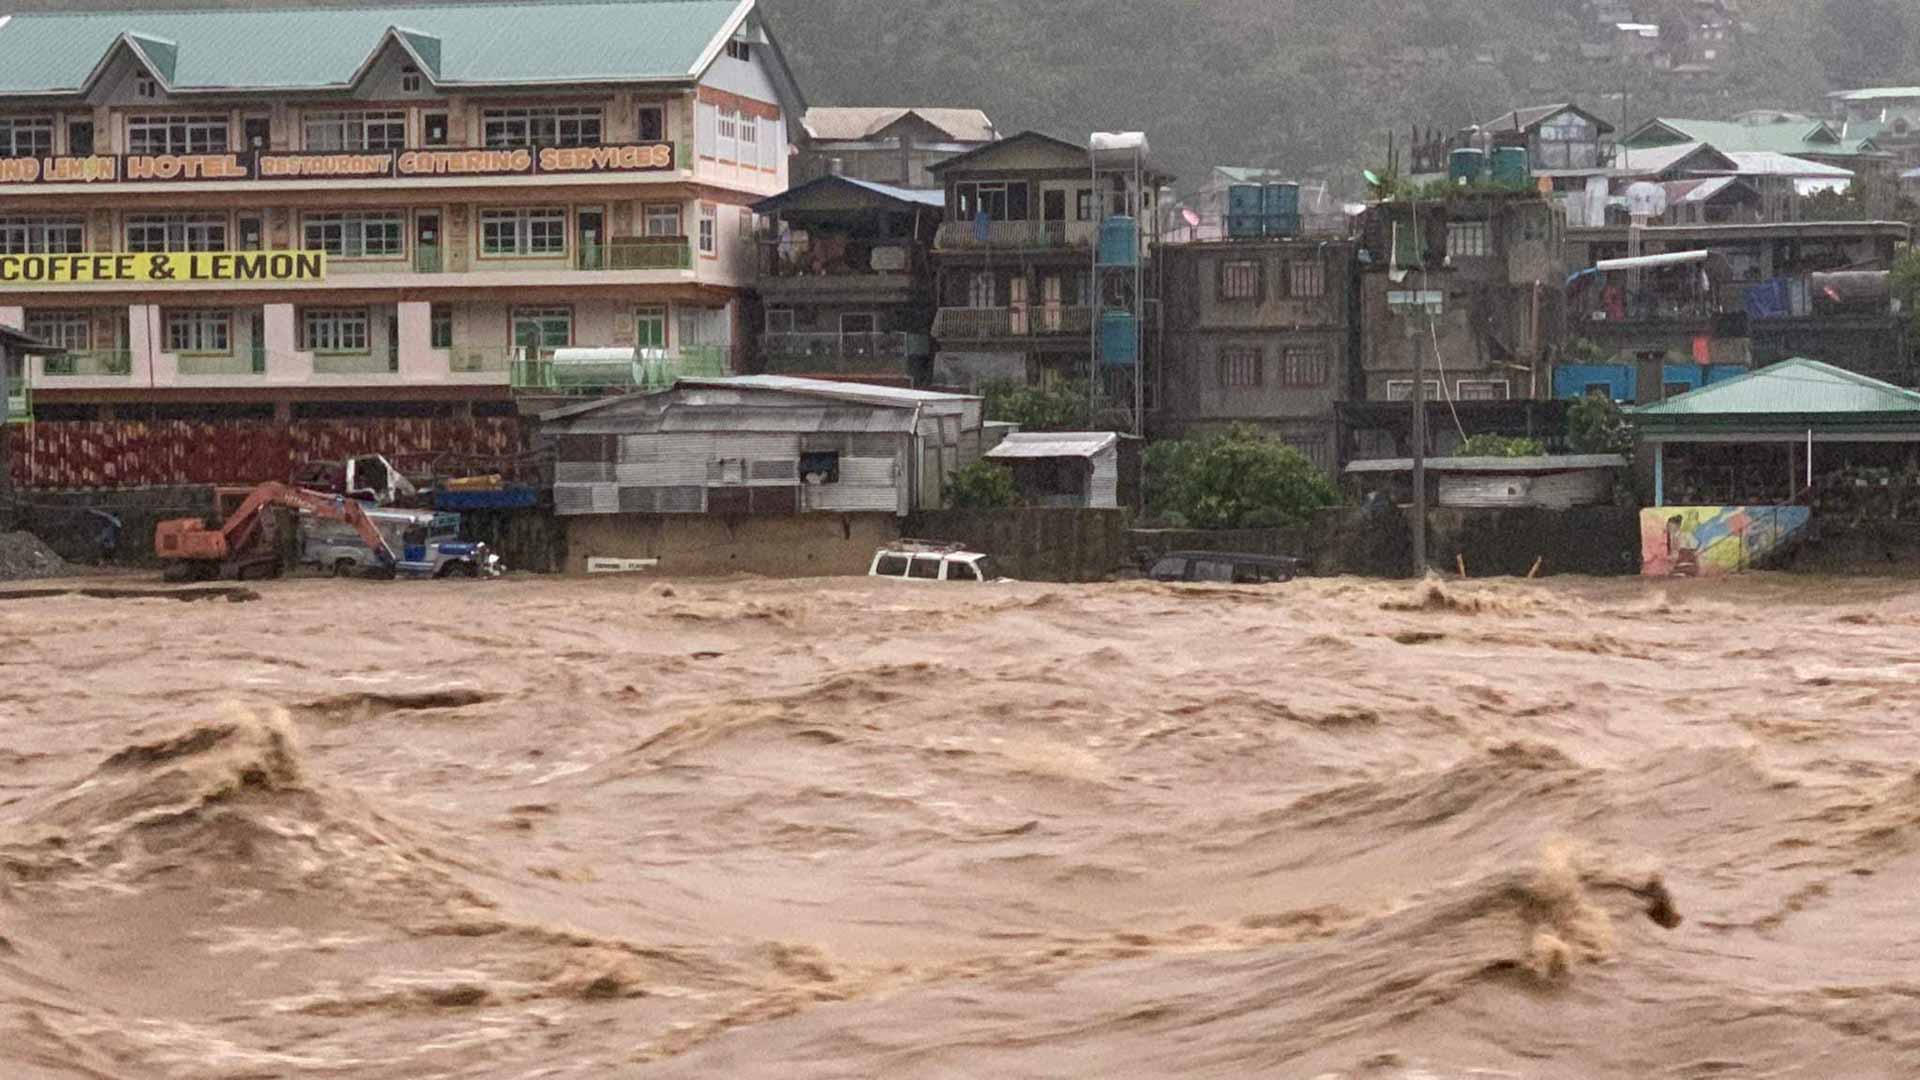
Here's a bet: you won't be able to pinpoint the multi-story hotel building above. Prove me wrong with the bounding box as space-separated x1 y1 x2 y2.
0 0 803 448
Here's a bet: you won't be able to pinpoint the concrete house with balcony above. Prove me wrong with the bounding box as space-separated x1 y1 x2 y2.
793 107 996 189
925 130 1167 391
0 0 804 479
749 175 941 384
1155 236 1359 475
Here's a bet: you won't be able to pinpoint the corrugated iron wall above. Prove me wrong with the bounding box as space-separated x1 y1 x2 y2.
7 418 526 490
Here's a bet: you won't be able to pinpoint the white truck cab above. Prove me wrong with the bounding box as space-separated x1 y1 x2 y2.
869 540 1003 583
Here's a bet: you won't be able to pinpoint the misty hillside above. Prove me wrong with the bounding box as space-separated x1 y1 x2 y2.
7 0 1918 192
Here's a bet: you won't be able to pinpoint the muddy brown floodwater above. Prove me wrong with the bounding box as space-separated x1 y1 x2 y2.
4 573 1920 1079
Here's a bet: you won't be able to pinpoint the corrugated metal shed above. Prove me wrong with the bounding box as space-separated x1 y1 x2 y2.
1438 471 1614 510
1633 358 1920 439
0 1 746 94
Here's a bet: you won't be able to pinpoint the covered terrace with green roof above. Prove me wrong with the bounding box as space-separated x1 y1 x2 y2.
1633 358 1920 507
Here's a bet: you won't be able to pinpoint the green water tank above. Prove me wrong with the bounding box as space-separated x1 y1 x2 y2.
1448 148 1487 185
1490 146 1531 188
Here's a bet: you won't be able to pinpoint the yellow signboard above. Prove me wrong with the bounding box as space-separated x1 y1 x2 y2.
0 250 326 285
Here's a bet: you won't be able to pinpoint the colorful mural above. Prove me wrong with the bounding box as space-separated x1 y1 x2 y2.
1640 506 1812 577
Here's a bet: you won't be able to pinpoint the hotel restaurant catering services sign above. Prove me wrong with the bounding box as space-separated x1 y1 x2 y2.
0 143 676 185
0 250 327 285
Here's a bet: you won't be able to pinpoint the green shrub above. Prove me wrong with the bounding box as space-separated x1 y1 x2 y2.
944 460 1019 510
1455 434 1543 458
1145 425 1338 529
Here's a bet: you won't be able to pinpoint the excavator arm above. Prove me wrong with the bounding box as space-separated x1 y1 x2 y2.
156 482 398 568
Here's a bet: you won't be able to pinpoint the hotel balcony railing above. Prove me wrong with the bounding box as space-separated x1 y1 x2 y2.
178 347 266 376
510 344 731 394
932 305 1094 339
760 331 928 374
934 219 1094 252
596 236 693 271
448 346 520 373
42 349 133 376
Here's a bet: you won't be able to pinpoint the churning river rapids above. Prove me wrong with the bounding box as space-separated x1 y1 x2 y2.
5 573 1920 1078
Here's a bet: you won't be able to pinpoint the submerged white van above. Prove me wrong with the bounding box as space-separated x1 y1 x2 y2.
868 540 1003 583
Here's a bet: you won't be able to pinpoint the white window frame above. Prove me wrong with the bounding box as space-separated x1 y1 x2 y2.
1385 379 1443 402
726 39 751 62
0 117 53 158
125 213 227 253
511 306 573 356
478 207 568 257
634 304 668 349
301 110 406 152
764 307 793 334
481 106 602 149
644 203 683 237
738 113 757 162
165 309 231 354
1448 221 1491 258
430 303 453 349
1456 379 1511 401
400 67 423 93
716 109 738 162
697 203 716 255
300 308 371 353
126 114 229 155
301 211 405 258
0 215 85 254
967 271 997 309
23 310 92 352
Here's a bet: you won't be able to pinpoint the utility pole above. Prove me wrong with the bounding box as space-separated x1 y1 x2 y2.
1389 287 1441 577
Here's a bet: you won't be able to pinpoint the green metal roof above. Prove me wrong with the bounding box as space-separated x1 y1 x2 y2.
1625 118 1882 158
1634 358 1920 437
0 0 746 94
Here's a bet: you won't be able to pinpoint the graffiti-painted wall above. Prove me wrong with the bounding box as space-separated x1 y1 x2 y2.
1640 506 1811 576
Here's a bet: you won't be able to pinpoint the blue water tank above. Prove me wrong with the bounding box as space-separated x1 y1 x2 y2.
1263 182 1300 214
1099 312 1138 366
1448 148 1487 185
1228 184 1264 239
1098 216 1137 266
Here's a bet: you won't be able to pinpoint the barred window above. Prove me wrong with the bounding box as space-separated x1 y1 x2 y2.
23 310 91 351
1448 221 1490 257
698 204 716 254
1278 348 1328 386
479 208 567 256
0 117 53 158
1287 260 1326 297
1456 379 1510 401
0 215 84 254
165 310 230 353
1385 379 1442 401
1218 346 1262 387
1218 259 1260 301
482 107 601 148
302 110 406 151
301 308 370 353
126 214 226 253
126 115 229 155
302 211 404 257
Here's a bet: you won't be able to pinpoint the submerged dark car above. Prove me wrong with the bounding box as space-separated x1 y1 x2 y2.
1143 551 1302 584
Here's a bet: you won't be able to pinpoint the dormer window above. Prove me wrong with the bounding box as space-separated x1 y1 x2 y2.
401 66 422 93
726 38 750 62
135 76 158 99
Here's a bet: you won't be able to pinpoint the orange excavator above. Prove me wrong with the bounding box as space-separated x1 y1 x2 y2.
155 482 398 581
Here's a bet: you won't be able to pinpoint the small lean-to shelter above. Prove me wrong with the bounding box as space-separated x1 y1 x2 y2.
1343 455 1627 509
985 431 1121 509
1632 358 1920 507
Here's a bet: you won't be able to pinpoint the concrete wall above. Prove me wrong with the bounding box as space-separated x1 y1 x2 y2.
564 512 897 576
5 485 216 564
904 508 1129 582
1131 504 1642 579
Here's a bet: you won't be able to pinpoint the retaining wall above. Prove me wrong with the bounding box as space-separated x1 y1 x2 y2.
904 508 1129 582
